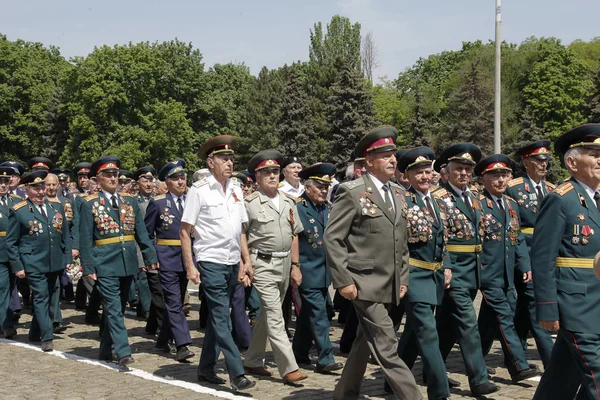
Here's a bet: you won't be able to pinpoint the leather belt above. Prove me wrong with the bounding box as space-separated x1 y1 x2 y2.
446 244 482 253
521 227 534 235
0 231 6 237
156 239 181 246
250 249 290 258
409 258 443 271
94 235 135 246
555 257 594 269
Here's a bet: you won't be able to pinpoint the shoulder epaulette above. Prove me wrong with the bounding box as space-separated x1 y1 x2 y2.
507 177 524 188
193 178 208 188
553 182 574 197
429 184 440 192
545 181 556 190
84 193 99 202
12 201 27 211
342 179 362 190
232 179 241 187
9 193 22 200
479 194 485 201
505 195 517 204
119 192 133 198
245 191 259 202
153 194 166 200
277 182 285 188
404 191 411 198
295 197 302 204
282 192 296 202
47 197 61 203
432 188 448 199
469 185 479 194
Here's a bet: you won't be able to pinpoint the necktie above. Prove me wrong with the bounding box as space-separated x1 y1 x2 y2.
536 185 545 202
497 198 505 213
177 198 183 214
425 196 438 225
462 192 475 219
0 196 6 207
111 196 119 212
594 192 600 213
39 205 47 220
383 185 395 214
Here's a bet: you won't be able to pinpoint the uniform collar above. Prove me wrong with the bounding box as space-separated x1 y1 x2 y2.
449 182 471 197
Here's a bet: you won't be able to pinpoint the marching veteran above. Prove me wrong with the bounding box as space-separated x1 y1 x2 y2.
531 124 600 400
473 155 540 382
241 149 307 384
324 126 421 400
432 144 499 396
79 156 158 366
145 159 194 362
395 147 452 400
6 170 72 351
291 162 343 374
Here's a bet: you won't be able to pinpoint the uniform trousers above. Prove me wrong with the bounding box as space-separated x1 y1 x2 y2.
333 299 421 400
144 271 165 334
231 283 251 349
27 271 61 342
96 275 133 359
0 262 15 330
157 270 191 347
244 254 298 377
198 261 245 380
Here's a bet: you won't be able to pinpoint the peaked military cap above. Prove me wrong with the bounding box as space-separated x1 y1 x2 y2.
474 154 513 177
197 135 236 160
240 170 254 183
248 149 283 175
397 147 435 173
516 140 551 160
0 161 24 176
90 156 120 177
299 163 336 185
118 170 134 182
231 171 249 185
0 166 15 179
349 150 365 163
159 159 187 181
134 166 156 181
20 170 48 186
28 157 54 171
355 126 398 157
52 168 73 181
282 156 302 169
434 143 482 172
74 162 92 176
554 124 600 157
395 148 410 171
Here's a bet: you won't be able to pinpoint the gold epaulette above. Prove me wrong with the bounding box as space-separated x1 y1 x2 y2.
277 182 285 188
295 197 302 204
245 191 259 202
505 195 517 204
9 193 22 200
478 194 485 201
119 192 133 197
47 197 61 203
193 177 208 188
507 177 524 188
429 184 440 192
545 181 556 190
432 188 448 199
153 194 166 200
553 182 574 197
12 201 27 211
469 185 479 194
84 193 99 202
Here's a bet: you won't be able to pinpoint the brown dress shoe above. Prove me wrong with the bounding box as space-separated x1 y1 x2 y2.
244 366 272 377
283 370 308 383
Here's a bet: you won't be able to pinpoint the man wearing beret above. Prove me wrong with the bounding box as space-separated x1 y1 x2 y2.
241 149 307 384
79 156 158 365
505 140 556 367
473 155 541 382
394 147 452 400
325 126 420 400
292 162 343 374
6 170 72 351
432 144 499 396
180 135 255 391
531 124 600 400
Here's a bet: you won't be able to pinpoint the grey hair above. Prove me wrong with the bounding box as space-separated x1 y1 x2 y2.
564 147 584 173
304 179 317 187
345 163 354 180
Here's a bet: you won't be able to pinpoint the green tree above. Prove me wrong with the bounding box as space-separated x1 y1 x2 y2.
309 15 361 69
589 63 600 123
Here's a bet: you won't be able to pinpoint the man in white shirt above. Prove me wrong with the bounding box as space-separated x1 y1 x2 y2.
279 156 304 197
180 135 255 392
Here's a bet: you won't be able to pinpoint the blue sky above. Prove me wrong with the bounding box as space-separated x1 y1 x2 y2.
2 0 599 81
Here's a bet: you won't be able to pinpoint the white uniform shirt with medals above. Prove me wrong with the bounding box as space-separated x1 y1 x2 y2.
181 174 247 265
279 179 305 198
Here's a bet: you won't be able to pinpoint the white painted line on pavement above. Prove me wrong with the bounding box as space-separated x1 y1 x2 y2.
0 339 254 400
527 375 541 382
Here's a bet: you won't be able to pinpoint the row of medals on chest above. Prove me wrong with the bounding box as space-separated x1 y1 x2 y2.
573 213 593 245
92 200 134 235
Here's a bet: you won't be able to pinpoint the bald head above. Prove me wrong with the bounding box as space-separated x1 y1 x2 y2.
45 173 59 198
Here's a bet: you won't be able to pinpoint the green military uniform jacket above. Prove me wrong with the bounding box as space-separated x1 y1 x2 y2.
6 198 72 273
479 190 531 289
404 187 446 305
531 178 600 333
0 194 23 264
433 183 485 289
79 191 157 277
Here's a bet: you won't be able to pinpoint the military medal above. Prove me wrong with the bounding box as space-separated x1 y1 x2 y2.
577 213 585 221
582 225 592 245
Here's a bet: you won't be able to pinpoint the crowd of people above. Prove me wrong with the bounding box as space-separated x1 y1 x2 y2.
1 124 600 400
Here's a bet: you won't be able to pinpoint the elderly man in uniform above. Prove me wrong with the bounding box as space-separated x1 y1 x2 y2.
73 162 92 194
241 149 307 384
531 124 600 400
473 155 541 382
292 162 343 374
145 159 193 362
79 156 158 365
505 140 556 367
280 156 304 197
180 135 255 391
6 170 71 351
0 161 26 198
393 148 411 191
118 170 134 193
432 144 499 396
324 126 420 400
52 168 73 199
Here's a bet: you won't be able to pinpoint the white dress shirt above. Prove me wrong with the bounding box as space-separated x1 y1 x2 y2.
279 180 305 197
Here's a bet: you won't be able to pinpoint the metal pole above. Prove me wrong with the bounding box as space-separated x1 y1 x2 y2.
494 0 502 153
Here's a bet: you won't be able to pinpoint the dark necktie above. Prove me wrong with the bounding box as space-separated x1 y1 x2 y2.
497 198 505 213
425 196 438 225
0 196 6 207
111 196 119 212
536 185 545 202
383 184 395 214
462 192 475 219
39 205 47 220
594 192 600 213
177 198 183 214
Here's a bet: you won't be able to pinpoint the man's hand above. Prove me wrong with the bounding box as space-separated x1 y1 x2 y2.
85 273 97 281
72 249 80 259
522 271 532 283
540 320 560 332
399 284 408 299
148 263 159 271
245 261 254 281
444 269 452 289
15 270 26 279
339 284 357 300
187 268 200 285
65 264 73 271
290 266 302 288
240 275 252 288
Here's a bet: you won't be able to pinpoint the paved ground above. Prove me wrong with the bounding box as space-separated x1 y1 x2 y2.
0 287 542 399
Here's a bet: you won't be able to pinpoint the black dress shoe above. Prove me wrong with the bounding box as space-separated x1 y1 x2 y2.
198 373 226 385
448 377 461 388
315 362 344 374
511 367 541 382
487 366 496 375
41 340 53 352
471 382 500 396
3 327 17 339
12 313 21 323
118 356 135 366
175 346 195 362
231 375 255 391
155 341 175 353
53 323 69 334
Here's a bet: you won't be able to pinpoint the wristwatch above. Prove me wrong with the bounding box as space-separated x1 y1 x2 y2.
291 261 300 267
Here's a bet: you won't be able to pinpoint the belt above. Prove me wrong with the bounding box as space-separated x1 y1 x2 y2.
250 249 290 258
521 227 534 235
94 235 135 246
409 258 443 271
555 257 594 269
0 231 6 237
156 239 181 246
446 244 482 253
